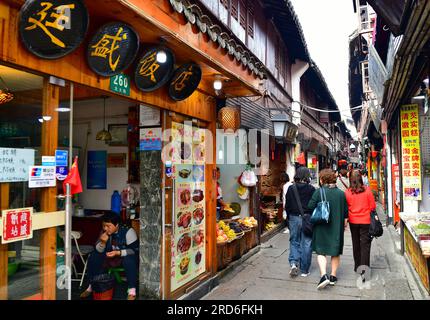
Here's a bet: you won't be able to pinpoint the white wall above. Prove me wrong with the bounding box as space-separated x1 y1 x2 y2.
68 97 131 210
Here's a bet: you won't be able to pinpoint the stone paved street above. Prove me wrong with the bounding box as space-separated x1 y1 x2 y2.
203 205 430 300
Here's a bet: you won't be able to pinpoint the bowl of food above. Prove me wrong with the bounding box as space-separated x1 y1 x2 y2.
177 233 191 253
179 256 190 275
195 251 202 265
193 208 204 225
193 229 204 247
177 211 192 229
179 189 191 206
179 168 191 179
192 189 204 203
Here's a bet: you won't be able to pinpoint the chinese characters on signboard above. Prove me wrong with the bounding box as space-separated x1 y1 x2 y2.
87 22 139 77
135 48 175 92
2 208 33 244
19 0 89 59
169 63 202 101
400 104 422 200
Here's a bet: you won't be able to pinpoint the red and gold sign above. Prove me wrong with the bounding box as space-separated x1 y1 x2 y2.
400 104 422 200
2 208 33 244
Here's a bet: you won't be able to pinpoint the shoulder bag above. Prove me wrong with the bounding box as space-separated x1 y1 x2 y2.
369 210 383 239
310 187 330 225
292 185 313 237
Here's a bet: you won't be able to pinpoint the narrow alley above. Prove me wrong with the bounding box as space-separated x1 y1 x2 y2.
204 205 429 300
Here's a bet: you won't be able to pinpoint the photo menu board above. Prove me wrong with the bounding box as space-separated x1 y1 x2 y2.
171 122 206 292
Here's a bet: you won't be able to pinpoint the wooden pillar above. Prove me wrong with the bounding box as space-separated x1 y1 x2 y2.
0 184 10 299
39 79 59 300
206 117 217 275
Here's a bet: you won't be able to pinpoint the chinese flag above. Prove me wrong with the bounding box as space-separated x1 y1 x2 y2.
63 157 82 195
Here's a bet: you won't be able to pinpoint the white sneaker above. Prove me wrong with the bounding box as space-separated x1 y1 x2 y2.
289 264 299 277
282 229 290 234
300 273 310 277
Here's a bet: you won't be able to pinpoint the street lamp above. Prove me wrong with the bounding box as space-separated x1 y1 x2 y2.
271 113 289 138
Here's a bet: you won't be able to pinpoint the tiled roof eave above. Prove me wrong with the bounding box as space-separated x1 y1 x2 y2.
169 0 267 80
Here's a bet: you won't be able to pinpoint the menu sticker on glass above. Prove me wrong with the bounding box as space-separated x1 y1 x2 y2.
400 104 422 200
171 122 206 291
0 148 35 183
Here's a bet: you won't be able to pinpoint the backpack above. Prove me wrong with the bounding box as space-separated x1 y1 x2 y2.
369 210 383 239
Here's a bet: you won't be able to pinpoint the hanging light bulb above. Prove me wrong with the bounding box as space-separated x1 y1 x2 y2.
96 96 112 142
43 115 52 121
38 117 44 123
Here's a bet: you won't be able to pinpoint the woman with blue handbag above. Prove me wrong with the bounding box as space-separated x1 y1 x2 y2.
308 169 349 290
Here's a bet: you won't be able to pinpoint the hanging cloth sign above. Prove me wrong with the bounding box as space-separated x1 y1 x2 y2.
168 63 202 101
19 0 89 59
87 22 139 77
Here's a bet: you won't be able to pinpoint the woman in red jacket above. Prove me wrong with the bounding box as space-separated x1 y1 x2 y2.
344 170 376 273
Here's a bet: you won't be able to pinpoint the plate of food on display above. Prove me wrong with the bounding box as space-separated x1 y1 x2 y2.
179 168 191 179
177 233 191 253
192 229 204 247
195 251 202 265
180 142 192 160
193 145 205 162
193 207 204 225
177 211 192 229
179 256 190 275
179 189 191 206
192 189 204 203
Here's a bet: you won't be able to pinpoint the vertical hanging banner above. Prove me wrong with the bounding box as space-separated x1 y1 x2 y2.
400 104 422 200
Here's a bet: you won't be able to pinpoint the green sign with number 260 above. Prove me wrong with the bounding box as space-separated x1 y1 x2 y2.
110 74 130 96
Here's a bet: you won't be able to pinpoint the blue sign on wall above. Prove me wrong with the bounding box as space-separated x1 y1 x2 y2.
55 150 68 167
87 151 107 189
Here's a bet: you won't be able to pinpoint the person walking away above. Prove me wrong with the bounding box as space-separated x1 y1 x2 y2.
281 173 293 234
344 170 376 277
336 169 350 192
361 170 369 187
308 169 348 290
285 167 315 277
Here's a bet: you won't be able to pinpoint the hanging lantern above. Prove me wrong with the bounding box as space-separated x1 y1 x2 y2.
218 106 240 134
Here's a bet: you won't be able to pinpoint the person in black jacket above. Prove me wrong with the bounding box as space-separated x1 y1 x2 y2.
80 212 139 300
285 167 316 277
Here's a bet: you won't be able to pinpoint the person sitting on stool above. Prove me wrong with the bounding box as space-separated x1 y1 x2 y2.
80 211 139 300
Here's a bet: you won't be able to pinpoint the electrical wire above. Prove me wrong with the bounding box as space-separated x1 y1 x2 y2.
293 100 364 113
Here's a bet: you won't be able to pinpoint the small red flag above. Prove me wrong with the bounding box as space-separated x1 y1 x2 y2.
63 157 82 195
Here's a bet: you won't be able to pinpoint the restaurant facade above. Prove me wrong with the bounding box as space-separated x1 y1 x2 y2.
0 0 265 300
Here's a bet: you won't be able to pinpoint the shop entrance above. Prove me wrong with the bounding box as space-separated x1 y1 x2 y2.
0 64 71 300
163 112 209 298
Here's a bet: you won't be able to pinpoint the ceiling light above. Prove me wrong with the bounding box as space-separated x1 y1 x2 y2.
156 50 167 63
38 117 44 123
55 107 71 112
43 115 52 121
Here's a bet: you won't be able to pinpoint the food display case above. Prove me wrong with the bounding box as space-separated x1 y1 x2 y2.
400 212 430 294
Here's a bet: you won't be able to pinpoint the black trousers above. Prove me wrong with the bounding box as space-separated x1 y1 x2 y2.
349 223 371 272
